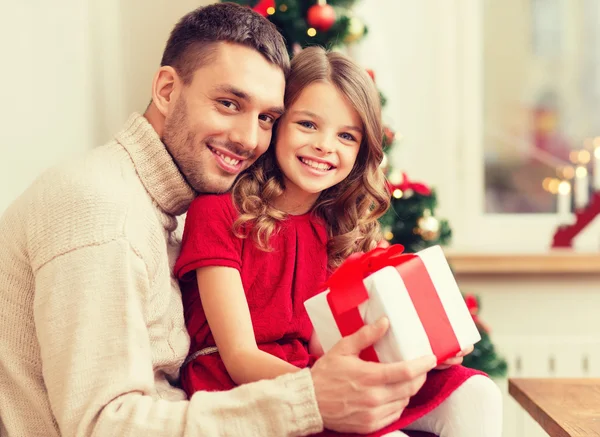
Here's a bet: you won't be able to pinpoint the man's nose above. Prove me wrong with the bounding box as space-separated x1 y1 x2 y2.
230 116 259 153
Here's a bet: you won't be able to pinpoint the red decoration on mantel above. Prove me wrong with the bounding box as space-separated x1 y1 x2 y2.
552 192 600 248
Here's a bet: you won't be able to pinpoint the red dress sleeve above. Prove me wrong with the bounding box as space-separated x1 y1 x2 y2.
174 194 242 281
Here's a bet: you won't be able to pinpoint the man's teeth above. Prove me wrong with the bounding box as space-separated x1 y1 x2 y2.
301 157 331 171
214 149 240 166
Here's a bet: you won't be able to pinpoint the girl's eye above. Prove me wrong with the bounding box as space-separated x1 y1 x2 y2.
298 121 316 129
339 132 357 141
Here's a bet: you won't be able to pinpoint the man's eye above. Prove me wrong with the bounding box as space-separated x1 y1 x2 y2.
219 100 237 110
259 114 275 123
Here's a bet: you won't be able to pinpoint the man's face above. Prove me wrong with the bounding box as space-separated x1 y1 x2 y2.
162 43 285 194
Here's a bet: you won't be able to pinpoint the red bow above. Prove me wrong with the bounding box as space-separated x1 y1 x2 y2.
325 244 460 364
325 245 411 362
387 172 431 196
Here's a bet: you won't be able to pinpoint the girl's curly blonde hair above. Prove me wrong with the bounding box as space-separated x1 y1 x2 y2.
232 46 390 270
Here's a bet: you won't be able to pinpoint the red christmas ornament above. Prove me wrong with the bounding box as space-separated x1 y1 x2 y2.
252 0 275 17
307 1 336 32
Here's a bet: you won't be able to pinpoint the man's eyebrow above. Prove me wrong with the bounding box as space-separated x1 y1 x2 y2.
269 106 285 116
214 84 251 101
215 84 284 115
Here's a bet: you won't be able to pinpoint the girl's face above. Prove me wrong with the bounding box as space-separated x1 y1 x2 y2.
275 81 363 204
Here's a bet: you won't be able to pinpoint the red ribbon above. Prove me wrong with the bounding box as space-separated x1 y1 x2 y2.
325 245 461 364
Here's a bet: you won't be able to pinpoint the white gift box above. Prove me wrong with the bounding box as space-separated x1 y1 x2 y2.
304 245 481 363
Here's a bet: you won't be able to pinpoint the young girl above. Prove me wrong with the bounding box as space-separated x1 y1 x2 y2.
175 47 501 437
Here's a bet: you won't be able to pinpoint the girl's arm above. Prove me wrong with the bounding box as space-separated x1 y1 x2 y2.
196 266 301 385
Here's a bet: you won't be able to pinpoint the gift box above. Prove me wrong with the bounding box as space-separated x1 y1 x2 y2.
304 245 481 364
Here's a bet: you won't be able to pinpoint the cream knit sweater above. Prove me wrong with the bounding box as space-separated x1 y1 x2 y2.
0 113 323 437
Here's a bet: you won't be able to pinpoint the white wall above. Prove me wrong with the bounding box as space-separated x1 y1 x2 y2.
0 0 211 213
0 1 93 213
352 0 461 223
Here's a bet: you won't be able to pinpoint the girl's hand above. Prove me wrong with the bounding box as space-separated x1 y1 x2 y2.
376 239 390 249
309 331 324 357
434 345 475 370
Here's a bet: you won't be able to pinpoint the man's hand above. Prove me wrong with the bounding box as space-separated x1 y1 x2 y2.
310 318 437 434
434 345 475 370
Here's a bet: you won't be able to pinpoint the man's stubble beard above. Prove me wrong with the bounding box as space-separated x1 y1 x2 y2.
162 98 228 194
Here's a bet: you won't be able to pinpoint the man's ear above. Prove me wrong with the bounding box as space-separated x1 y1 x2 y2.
151 66 179 117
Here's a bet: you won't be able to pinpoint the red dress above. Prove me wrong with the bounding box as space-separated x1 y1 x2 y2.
175 194 484 436
175 194 328 393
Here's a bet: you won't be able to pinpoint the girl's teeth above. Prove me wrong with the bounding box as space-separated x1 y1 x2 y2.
302 158 331 170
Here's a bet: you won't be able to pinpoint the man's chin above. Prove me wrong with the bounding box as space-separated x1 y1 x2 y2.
191 177 236 195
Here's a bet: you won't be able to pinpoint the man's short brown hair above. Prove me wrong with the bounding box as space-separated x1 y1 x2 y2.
161 2 290 84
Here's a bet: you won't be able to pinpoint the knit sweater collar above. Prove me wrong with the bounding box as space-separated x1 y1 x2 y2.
116 113 196 216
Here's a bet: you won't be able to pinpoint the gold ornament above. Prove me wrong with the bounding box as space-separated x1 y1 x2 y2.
344 17 365 43
415 209 440 241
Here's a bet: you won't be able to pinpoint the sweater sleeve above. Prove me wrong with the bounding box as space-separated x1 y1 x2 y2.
33 238 323 437
175 194 243 280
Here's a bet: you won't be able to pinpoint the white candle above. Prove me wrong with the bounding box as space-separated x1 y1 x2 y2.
594 147 600 190
575 166 589 209
557 180 571 223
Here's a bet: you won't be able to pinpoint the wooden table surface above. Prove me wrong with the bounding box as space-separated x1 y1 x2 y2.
509 378 600 437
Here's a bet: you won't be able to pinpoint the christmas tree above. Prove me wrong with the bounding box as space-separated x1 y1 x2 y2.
379 173 452 253
228 0 369 55
230 0 507 379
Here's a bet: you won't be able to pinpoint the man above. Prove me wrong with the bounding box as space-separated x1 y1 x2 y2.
0 3 436 436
